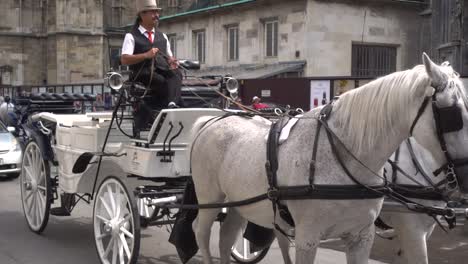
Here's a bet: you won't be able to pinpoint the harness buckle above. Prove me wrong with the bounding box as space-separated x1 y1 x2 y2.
267 188 280 201
445 208 456 219
446 164 459 192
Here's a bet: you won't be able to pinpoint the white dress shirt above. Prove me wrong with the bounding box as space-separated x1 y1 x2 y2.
121 25 173 57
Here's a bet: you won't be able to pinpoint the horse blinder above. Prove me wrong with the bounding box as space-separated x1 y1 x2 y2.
433 104 464 133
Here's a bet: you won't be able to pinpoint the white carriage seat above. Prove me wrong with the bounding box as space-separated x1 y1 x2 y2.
33 112 94 127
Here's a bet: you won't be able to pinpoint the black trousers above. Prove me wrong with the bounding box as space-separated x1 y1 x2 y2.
136 68 183 107
133 69 183 133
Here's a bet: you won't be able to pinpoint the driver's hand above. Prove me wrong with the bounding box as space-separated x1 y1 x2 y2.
168 56 179 70
145 48 159 59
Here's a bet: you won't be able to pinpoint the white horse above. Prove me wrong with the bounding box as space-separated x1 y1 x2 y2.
378 137 455 264
231 63 468 264
190 53 468 264
241 137 459 264
224 63 468 264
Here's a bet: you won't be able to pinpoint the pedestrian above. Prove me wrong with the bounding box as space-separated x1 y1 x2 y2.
93 94 104 111
252 96 268 110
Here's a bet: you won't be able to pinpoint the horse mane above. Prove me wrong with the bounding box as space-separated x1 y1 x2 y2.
331 65 431 155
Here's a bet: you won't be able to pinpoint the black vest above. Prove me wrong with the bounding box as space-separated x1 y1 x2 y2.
129 26 169 81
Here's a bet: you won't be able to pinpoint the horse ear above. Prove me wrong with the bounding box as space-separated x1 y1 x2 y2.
422 52 446 90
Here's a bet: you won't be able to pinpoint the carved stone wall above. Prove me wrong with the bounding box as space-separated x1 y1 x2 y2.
430 0 466 75
0 0 112 85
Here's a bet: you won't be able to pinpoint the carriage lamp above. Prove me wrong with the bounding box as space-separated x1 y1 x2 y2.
225 77 239 99
105 72 124 90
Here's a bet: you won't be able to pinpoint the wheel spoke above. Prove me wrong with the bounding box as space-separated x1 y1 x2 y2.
96 214 110 224
120 233 131 260
107 185 116 217
119 238 124 264
24 190 34 203
97 232 111 240
120 226 134 239
26 149 33 167
34 149 41 173
37 168 45 185
24 151 32 167
37 192 45 221
112 237 118 264
30 148 37 172
35 193 42 225
27 192 36 216
25 190 34 210
115 188 121 219
99 196 114 219
123 214 131 223
103 236 115 258
37 186 47 191
24 165 34 182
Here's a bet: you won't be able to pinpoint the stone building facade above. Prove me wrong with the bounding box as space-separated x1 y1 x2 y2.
0 0 434 86
0 0 118 86
156 0 427 78
427 0 468 76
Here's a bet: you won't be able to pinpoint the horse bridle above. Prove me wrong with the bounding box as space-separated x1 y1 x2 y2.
409 80 468 194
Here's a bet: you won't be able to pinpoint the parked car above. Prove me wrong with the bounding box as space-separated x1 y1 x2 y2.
0 121 21 178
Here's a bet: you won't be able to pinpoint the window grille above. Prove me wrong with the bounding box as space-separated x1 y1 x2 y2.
264 20 278 57
193 30 206 63
109 47 121 71
168 34 177 58
351 44 397 77
167 0 178 8
227 26 239 61
111 0 123 27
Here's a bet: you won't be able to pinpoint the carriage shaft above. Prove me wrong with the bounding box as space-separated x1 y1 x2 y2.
382 201 468 219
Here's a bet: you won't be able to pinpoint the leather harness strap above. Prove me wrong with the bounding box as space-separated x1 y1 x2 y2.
263 98 461 230
410 96 431 136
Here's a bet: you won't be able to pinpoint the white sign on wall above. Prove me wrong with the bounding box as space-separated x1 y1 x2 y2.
2 72 10 85
310 80 330 109
261 89 271 97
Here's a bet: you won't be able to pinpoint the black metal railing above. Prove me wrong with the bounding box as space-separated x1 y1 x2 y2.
0 83 109 98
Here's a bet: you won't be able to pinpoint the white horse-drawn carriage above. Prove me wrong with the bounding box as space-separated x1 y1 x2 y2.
9 53 468 264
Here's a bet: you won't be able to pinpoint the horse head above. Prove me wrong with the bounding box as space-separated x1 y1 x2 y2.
412 53 468 196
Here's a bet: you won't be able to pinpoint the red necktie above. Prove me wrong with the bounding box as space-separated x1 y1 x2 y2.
147 31 153 43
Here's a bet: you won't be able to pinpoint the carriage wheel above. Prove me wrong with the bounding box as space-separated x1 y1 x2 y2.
20 140 52 234
94 176 140 264
231 226 270 264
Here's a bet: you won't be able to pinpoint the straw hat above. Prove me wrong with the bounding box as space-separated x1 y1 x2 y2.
252 96 260 102
136 0 161 13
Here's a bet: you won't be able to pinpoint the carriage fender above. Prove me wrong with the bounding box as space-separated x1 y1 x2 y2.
24 126 54 161
76 159 128 194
